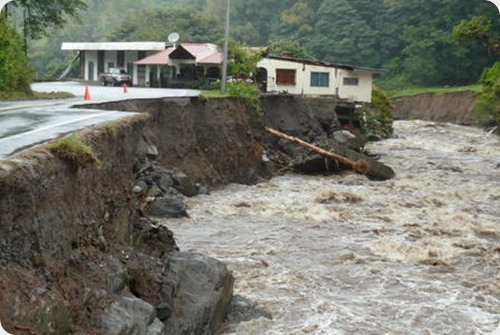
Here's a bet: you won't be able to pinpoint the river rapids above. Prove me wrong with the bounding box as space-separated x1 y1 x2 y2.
162 120 500 335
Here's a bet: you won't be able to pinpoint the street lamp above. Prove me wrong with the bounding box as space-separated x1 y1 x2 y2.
221 0 230 93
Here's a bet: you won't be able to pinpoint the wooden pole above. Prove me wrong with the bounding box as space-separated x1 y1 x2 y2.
266 127 370 175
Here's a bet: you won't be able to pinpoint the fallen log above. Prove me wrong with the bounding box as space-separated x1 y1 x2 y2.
266 127 395 180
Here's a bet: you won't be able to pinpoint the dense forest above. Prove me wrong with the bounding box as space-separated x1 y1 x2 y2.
2 0 499 88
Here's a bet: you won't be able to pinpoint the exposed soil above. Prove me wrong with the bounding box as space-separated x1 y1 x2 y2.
0 95 339 334
391 90 480 124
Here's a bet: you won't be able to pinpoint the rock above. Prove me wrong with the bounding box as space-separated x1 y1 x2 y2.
226 295 272 324
333 130 356 144
172 170 198 197
195 183 210 195
107 257 128 294
18 299 71 335
332 130 366 152
147 318 166 335
147 185 163 198
367 133 383 142
151 169 174 193
162 252 234 335
155 299 173 321
148 194 188 218
133 161 154 175
132 218 178 257
137 137 159 160
100 296 163 335
293 152 333 174
133 180 149 195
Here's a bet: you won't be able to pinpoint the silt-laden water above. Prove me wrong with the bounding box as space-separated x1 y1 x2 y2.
162 120 500 334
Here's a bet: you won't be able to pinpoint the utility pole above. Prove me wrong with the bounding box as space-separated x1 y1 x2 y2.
23 7 28 57
221 0 230 94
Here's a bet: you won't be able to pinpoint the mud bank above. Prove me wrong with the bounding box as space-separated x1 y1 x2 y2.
0 95 338 334
392 90 479 124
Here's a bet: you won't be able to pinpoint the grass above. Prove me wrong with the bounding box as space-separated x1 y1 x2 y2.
0 90 74 101
387 84 482 98
200 89 230 99
46 134 100 169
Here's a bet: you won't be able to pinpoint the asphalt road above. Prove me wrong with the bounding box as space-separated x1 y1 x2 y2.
31 81 200 102
0 82 201 159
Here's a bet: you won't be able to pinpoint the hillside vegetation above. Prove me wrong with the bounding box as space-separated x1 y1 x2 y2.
2 0 498 124
22 0 497 87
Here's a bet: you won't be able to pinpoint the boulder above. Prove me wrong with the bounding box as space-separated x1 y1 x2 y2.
163 252 234 335
171 170 198 197
100 296 164 335
148 194 188 218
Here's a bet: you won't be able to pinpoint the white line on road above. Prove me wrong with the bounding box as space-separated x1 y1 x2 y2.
0 111 119 144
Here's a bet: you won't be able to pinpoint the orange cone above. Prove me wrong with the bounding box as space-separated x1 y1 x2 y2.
123 83 128 93
84 85 91 100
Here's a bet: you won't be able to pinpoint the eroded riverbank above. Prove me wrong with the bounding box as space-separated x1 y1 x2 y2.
163 120 500 334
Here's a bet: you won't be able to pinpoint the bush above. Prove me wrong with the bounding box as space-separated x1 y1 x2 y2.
227 81 261 118
472 61 500 128
359 85 394 138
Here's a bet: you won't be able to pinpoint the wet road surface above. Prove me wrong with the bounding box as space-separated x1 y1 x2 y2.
0 81 200 158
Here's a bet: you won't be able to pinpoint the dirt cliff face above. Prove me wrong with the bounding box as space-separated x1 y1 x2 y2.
81 97 270 186
392 90 479 124
0 95 339 333
0 96 262 334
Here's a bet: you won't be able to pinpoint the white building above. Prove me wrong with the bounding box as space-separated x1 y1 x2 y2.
61 42 222 87
61 42 168 85
134 43 222 88
257 55 384 103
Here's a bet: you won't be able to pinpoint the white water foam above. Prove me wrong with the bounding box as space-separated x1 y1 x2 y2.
162 120 500 334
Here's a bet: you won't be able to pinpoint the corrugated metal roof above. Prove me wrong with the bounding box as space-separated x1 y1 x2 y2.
265 55 385 74
61 42 167 51
134 48 175 65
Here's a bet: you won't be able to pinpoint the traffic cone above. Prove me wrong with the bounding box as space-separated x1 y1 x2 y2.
84 85 91 101
123 83 128 94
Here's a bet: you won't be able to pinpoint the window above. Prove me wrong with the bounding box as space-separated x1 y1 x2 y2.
276 69 296 85
310 72 329 87
343 77 359 86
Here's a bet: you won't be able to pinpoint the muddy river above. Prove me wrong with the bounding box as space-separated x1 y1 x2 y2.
163 120 500 334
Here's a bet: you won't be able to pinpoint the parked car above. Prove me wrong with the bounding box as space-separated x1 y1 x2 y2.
99 68 132 86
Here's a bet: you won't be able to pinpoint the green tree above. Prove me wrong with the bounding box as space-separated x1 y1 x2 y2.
360 85 394 138
473 62 500 128
274 2 315 39
306 0 378 66
227 42 263 79
0 15 32 94
108 7 223 43
268 37 313 59
10 0 87 39
452 15 500 56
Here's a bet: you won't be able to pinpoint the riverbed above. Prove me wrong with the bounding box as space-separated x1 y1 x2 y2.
162 120 500 334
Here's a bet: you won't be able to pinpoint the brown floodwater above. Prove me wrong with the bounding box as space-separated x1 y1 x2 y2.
162 120 500 335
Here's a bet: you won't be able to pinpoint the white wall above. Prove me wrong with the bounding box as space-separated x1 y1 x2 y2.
82 50 158 84
257 58 373 103
85 50 98 81
337 69 373 103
